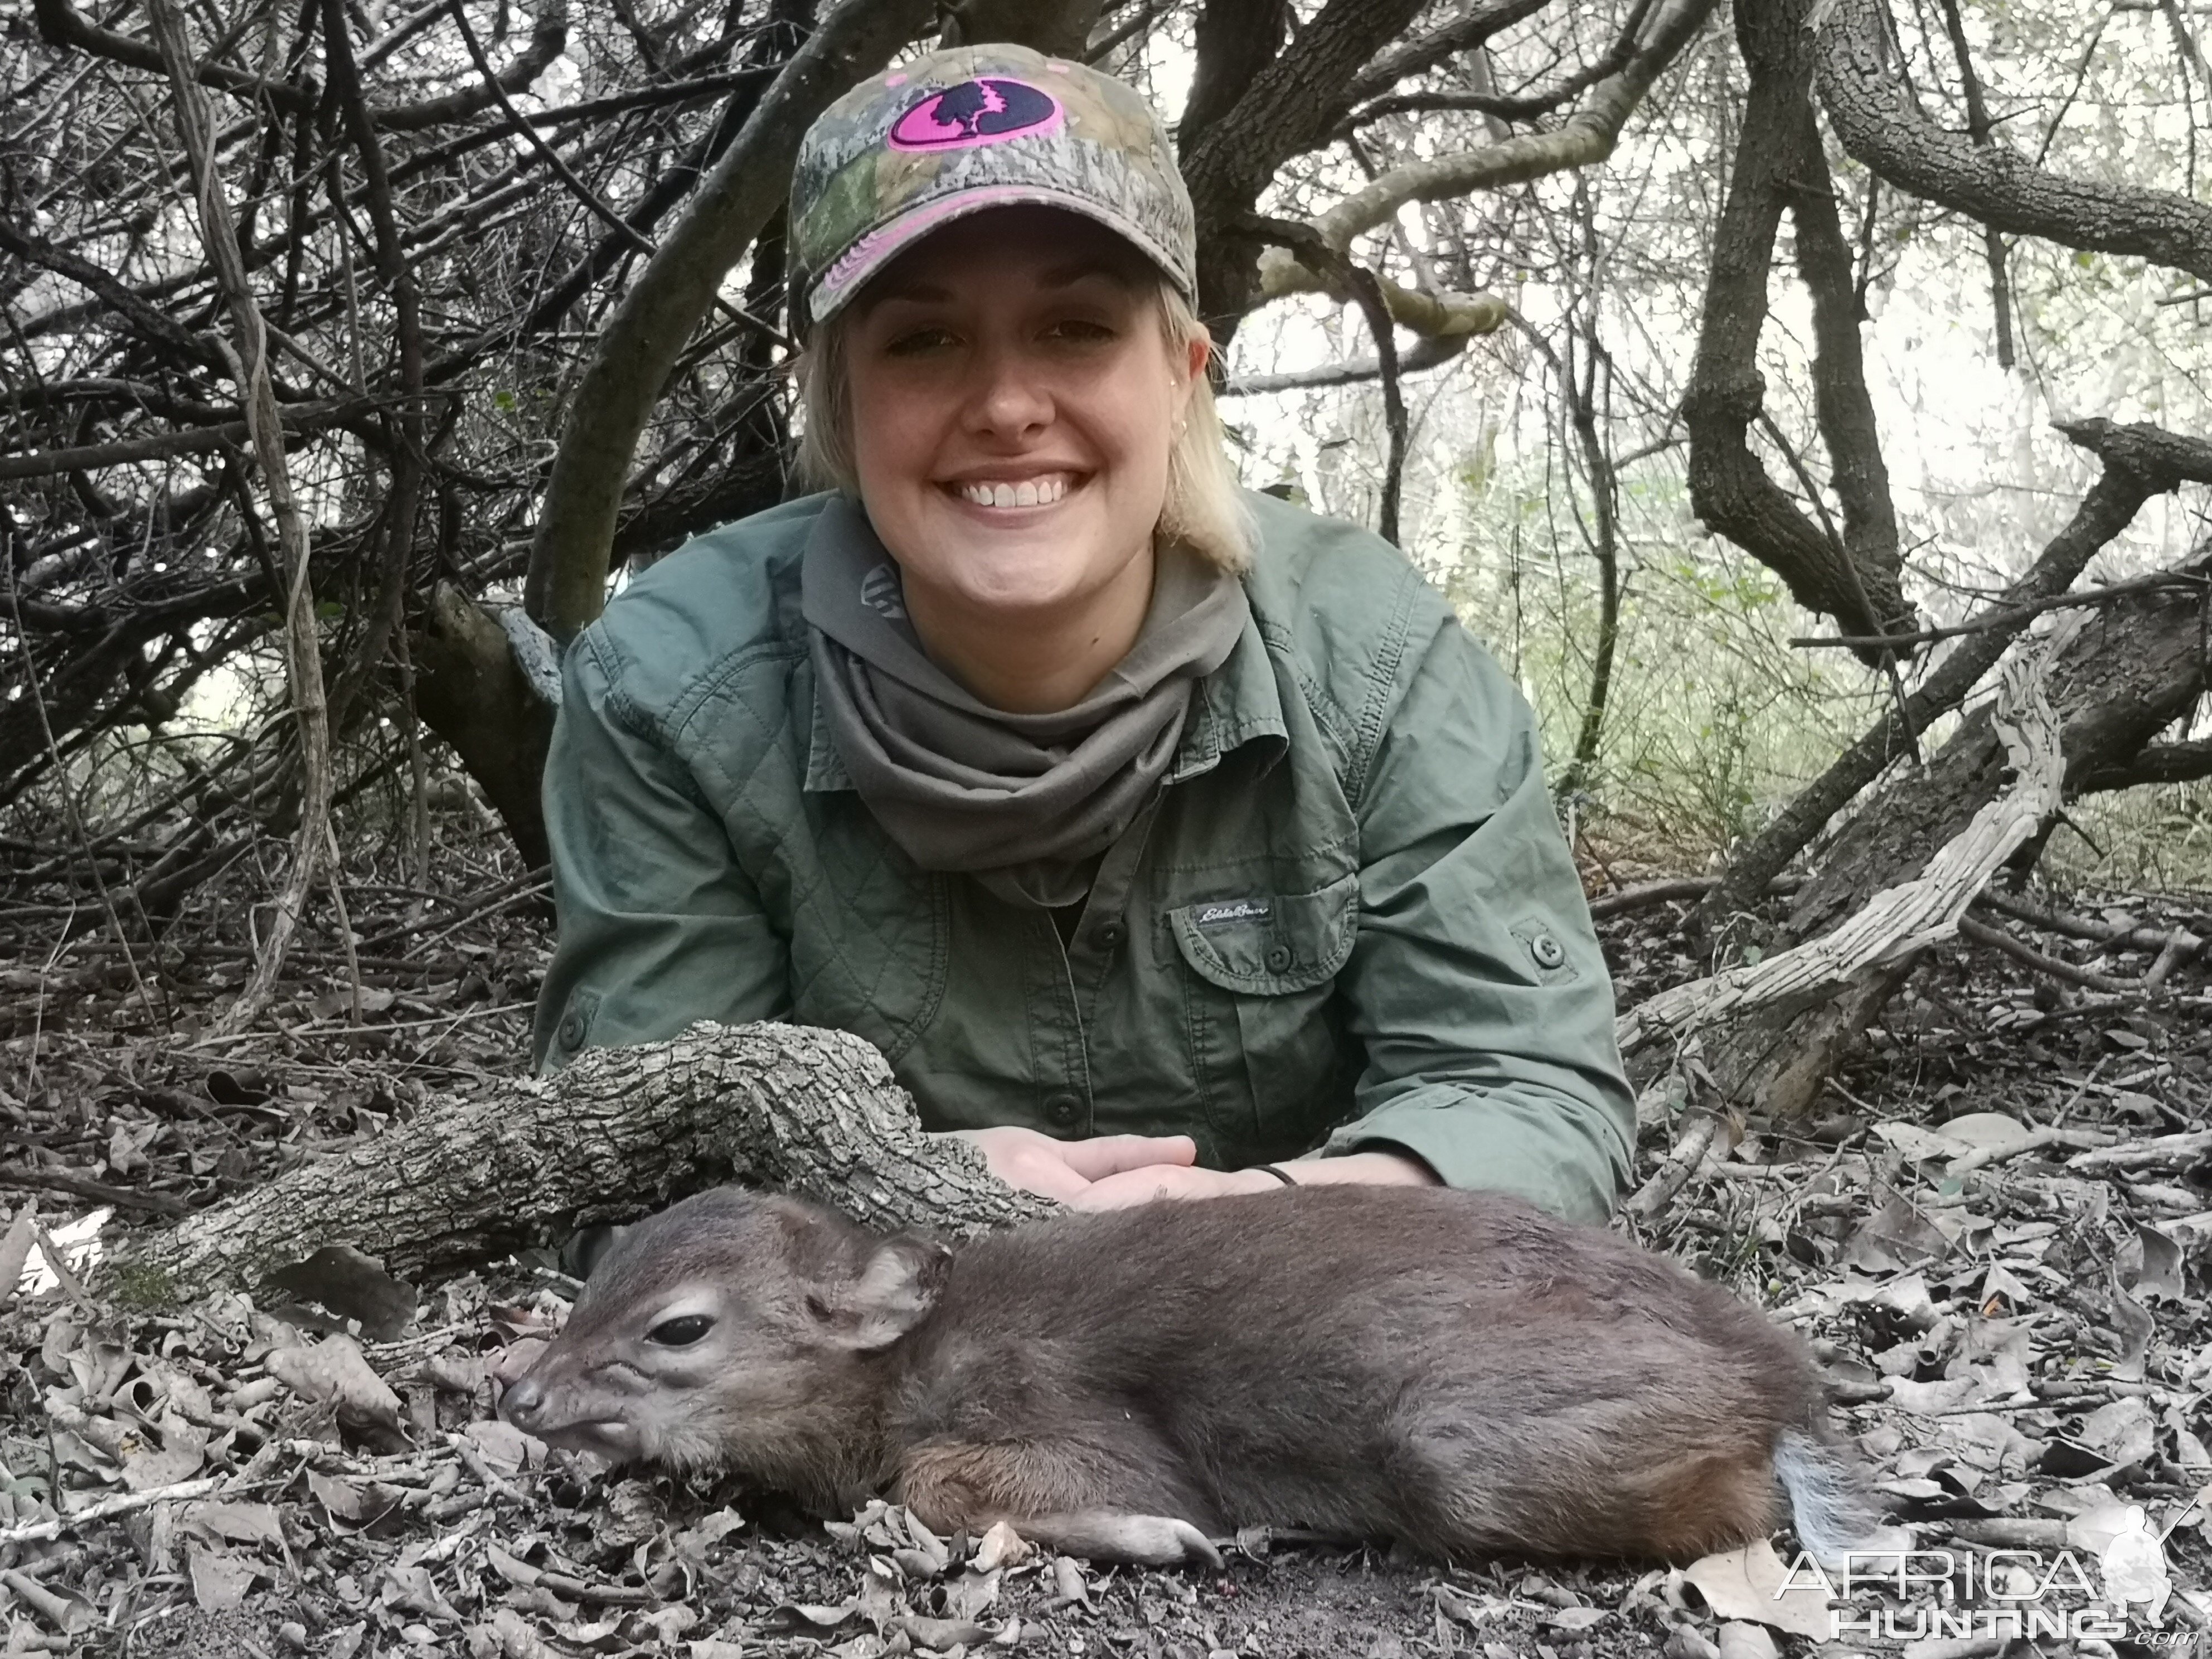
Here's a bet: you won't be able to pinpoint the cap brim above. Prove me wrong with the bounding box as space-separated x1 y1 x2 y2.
806 185 1190 327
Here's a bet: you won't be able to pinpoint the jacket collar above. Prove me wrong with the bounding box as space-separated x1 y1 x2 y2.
804 579 1287 794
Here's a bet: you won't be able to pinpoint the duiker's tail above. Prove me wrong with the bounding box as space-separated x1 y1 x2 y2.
1774 1429 1879 1567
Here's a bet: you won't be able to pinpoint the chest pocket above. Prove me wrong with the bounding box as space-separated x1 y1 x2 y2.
1166 871 1360 1161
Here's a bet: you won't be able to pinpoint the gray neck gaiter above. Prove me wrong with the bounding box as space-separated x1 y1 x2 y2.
803 494 1249 909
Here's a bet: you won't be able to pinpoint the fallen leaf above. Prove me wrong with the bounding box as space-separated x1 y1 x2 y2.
1050 1555 1090 1607
972 1519 1029 1573
1545 1606 1609 1631
0 1210 36 1306
897 1614 997 1647
1871 1122 1970 1163
265 1335 402 1430
943 1565 1003 1622
1684 1540 1830 1639
181 1500 285 1549
1842 1192 1951 1275
381 1561 462 1622
2106 1281 2156 1382
422 1352 493 1394
261 1246 418 1342
1434 1584 1507 1624
1715 1622 1779 1659
2121 1224 2185 1302
1936 1112 2035 1154
188 1542 261 1612
0 1566 95 1634
465 1418 544 1473
2075 1396 2158 1468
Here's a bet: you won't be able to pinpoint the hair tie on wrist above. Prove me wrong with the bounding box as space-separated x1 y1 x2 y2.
1253 1163 1297 1188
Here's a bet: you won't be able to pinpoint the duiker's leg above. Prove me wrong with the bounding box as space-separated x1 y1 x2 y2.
898 1440 1224 1567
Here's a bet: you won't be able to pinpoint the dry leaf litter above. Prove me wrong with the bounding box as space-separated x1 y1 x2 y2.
1 867 2209 1658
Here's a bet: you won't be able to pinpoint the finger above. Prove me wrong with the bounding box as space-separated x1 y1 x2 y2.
1058 1134 1198 1180
1003 1156 1094 1204
1065 1171 1171 1211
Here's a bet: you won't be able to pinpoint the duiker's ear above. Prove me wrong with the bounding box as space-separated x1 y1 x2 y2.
819 1235 950 1352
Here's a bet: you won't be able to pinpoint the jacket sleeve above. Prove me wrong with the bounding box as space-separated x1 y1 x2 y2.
532 627 790 1073
1319 610 1636 1223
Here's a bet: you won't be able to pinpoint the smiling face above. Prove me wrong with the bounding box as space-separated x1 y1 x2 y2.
838 206 1207 641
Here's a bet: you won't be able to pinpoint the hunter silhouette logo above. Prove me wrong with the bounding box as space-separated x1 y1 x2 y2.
889 79 1063 151
2099 1504 2172 1626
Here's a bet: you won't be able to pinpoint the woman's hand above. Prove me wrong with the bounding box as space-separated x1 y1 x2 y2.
947 1126 1200 1204
1066 1163 1279 1209
1068 1149 1437 1209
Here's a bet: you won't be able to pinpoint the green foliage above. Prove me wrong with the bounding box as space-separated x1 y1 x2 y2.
2052 780 2212 891
1440 459 1884 869
103 1258 182 1312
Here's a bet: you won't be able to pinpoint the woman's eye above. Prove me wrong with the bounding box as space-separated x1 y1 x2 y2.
1046 318 1115 343
647 1314 714 1347
885 327 957 355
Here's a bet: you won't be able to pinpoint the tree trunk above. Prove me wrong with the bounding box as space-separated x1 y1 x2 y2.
409 584 558 871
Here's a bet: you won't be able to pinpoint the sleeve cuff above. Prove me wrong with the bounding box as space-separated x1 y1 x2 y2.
1321 1082 1631 1224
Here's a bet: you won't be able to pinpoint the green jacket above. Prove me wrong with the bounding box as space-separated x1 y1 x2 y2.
535 491 1635 1221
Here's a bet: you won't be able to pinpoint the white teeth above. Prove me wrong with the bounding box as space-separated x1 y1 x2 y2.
957 475 1069 508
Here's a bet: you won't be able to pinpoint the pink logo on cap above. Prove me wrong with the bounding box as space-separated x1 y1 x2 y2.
888 77 1063 151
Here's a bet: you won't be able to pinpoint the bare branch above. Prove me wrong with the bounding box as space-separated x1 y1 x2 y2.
1260 0 1719 283
523 0 933 639
1695 418 2212 936
1817 0 2212 283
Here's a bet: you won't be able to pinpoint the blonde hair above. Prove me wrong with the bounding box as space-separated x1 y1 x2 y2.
795 279 1255 575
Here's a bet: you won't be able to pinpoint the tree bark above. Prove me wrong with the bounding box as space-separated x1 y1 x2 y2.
408 584 559 870
1786 559 2212 941
117 1022 1054 1302
1692 417 2212 939
1681 0 1910 649
522 0 932 642
1621 622 2069 1120
1816 0 2212 285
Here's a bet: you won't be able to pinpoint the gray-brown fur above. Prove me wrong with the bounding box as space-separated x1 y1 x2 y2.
501 1185 1869 1566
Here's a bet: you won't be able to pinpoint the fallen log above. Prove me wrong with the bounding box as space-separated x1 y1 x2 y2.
115 1021 1049 1303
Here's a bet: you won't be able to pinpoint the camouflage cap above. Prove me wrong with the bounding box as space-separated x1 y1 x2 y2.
788 43 1197 328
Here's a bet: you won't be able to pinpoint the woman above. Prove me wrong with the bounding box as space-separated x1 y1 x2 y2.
532 43 1636 1221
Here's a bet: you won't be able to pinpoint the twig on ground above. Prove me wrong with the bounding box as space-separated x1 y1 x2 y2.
2068 1129 2212 1173
1625 1110 1721 1221
1957 914 2146 995
0 1476 237 1545
0 1167 188 1215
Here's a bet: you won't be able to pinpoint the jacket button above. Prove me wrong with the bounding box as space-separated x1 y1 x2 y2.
557 1011 586 1049
1264 944 1293 973
1044 1092 1082 1128
1097 921 1126 951
1529 933 1567 969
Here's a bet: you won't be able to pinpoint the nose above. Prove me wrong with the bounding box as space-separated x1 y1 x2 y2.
499 1374 544 1428
964 345 1052 440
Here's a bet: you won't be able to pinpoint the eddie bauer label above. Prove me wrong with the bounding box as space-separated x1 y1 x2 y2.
1195 898 1273 929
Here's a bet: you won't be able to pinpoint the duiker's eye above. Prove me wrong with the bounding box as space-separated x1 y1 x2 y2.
647 1314 714 1347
